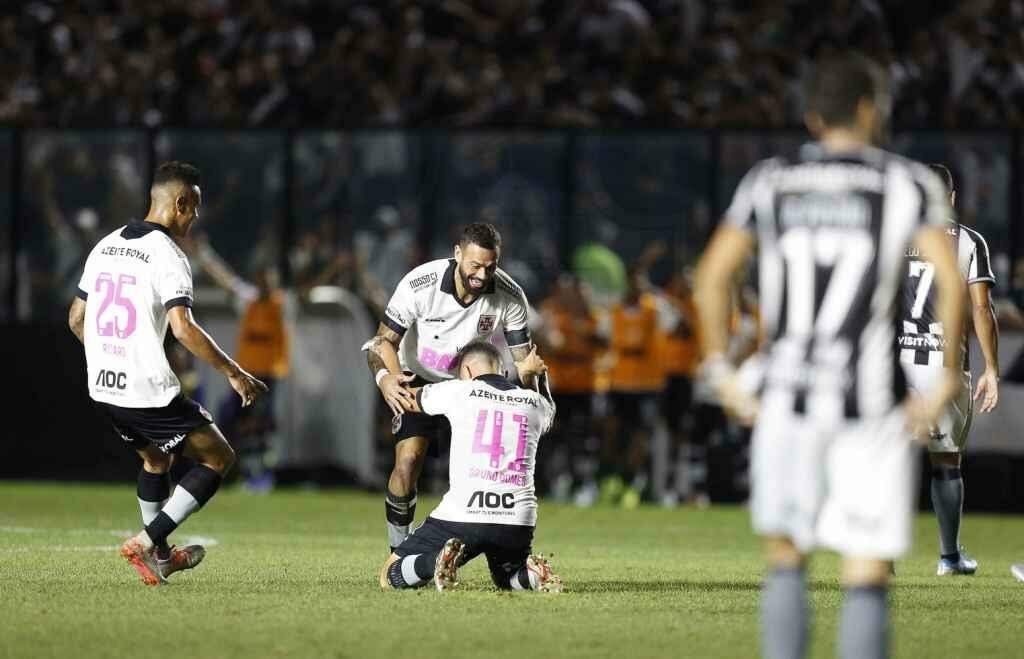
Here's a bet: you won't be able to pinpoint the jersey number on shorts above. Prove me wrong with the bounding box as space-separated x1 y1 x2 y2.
472 409 529 473
95 272 138 338
779 228 874 336
907 260 934 320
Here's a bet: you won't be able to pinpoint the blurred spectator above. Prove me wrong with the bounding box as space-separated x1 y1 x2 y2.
598 263 671 509
188 235 291 494
658 266 702 507
5 2 1024 129
537 273 608 503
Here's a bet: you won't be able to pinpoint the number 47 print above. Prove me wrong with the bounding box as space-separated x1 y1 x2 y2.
473 409 528 473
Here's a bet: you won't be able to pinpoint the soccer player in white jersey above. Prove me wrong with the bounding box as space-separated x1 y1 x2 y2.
362 223 536 552
695 56 965 659
898 162 1000 576
377 340 561 592
68 161 267 586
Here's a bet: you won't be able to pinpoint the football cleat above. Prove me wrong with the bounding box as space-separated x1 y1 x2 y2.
937 549 978 576
158 544 206 579
526 554 563 593
119 534 167 586
434 538 465 592
1010 564 1024 583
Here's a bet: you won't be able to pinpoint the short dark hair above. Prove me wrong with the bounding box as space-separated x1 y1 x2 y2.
927 163 955 194
153 161 201 188
459 222 502 252
451 339 503 374
805 54 888 127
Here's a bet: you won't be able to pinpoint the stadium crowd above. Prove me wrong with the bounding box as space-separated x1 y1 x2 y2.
3 0 1024 128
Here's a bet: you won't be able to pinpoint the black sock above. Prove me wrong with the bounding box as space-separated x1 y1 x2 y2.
387 552 436 589
136 470 170 556
385 490 417 552
145 465 222 546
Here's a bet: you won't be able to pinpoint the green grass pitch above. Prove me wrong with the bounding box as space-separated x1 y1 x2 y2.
1 481 1022 659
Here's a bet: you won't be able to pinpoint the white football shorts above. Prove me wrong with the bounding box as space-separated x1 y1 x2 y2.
750 390 918 560
902 364 972 453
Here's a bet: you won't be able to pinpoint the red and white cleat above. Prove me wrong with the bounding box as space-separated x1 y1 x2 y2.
433 538 465 592
158 545 206 579
526 554 563 593
119 534 167 586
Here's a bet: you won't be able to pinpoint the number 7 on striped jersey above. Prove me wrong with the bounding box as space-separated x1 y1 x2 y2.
908 260 935 320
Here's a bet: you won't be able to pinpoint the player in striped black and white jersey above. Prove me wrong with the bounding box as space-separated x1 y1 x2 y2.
695 55 965 659
899 163 1000 576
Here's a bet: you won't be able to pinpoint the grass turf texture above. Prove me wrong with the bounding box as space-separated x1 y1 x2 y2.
1 482 1022 659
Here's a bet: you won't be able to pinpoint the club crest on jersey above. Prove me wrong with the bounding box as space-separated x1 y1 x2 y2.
477 315 496 334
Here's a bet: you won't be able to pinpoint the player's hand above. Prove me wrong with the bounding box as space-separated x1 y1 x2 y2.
228 368 269 408
515 345 547 382
379 373 416 416
715 374 759 427
973 368 999 413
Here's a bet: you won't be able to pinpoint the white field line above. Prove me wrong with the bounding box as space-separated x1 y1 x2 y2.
0 526 218 552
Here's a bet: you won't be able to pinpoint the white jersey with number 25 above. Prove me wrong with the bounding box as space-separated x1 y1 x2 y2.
417 374 555 526
77 222 194 408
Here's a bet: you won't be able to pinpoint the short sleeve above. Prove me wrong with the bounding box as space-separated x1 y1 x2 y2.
417 381 455 417
965 228 995 285
382 270 422 337
158 247 194 310
76 263 92 300
502 293 531 348
724 161 768 231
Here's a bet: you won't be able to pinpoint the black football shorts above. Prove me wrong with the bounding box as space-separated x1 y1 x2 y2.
94 394 214 455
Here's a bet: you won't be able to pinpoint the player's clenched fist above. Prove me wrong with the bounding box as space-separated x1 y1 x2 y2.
228 368 269 407
379 372 417 416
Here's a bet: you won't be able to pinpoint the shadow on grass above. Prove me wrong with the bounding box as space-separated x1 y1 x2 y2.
570 580 952 594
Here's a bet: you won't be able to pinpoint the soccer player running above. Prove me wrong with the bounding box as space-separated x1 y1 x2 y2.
68 161 267 585
899 162 999 576
363 223 536 552
694 55 964 659
377 340 560 592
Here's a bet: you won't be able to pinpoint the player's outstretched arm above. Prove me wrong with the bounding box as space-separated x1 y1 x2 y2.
167 305 267 407
362 323 415 416
68 297 86 344
970 281 1000 413
694 224 757 424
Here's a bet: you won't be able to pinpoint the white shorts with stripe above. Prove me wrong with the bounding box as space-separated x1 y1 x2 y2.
750 390 918 560
902 364 972 453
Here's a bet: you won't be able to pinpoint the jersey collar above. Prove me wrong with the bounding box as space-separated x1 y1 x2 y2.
440 258 495 308
474 373 516 391
121 220 173 240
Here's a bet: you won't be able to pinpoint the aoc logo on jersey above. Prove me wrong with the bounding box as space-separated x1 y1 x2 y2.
467 491 515 509
477 315 496 334
96 369 127 390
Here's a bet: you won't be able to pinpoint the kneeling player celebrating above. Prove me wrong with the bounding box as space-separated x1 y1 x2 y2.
378 341 561 593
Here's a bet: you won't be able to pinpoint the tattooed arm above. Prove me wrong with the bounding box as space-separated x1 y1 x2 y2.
509 342 540 388
363 323 415 416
